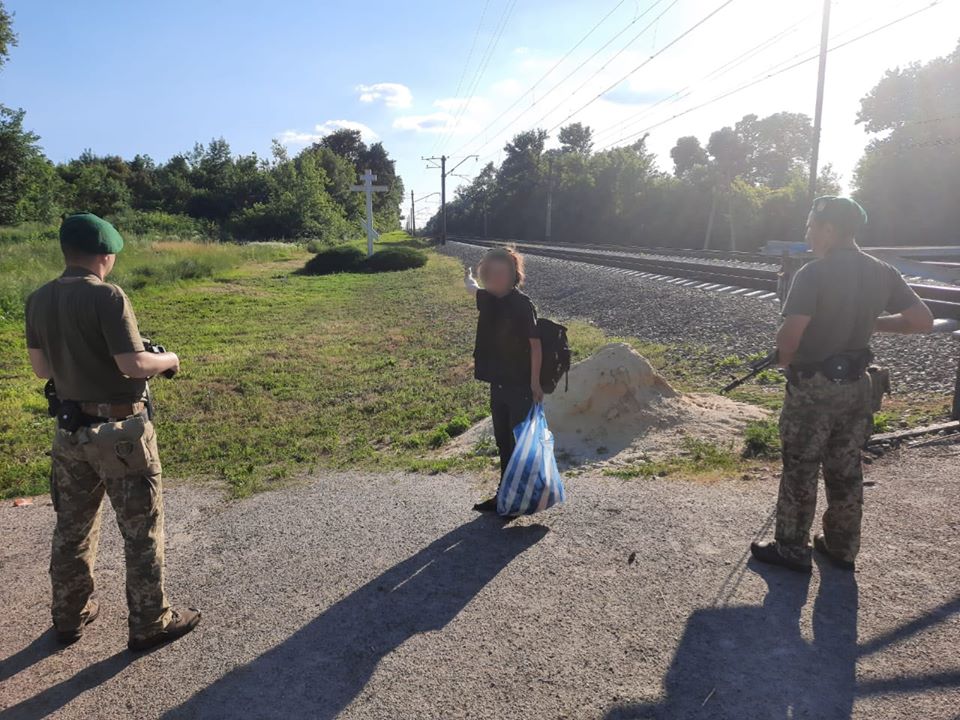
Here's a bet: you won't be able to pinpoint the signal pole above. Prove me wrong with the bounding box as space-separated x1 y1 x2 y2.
809 0 832 202
423 154 477 245
545 156 554 242
410 189 416 234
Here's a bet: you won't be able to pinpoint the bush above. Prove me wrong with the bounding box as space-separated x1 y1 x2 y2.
107 209 212 240
124 258 216 289
363 246 427 273
743 419 780 458
301 245 366 275
443 414 472 438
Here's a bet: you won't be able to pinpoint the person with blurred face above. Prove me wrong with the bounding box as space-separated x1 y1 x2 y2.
463 247 543 512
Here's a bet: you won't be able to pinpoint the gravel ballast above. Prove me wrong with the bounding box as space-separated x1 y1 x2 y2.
443 242 957 396
1 444 958 719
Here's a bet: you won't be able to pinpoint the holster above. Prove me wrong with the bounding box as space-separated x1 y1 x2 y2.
866 366 891 412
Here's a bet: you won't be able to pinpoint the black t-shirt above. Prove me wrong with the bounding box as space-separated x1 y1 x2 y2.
474 288 540 386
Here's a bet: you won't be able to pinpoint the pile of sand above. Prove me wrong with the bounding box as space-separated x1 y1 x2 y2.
446 343 769 468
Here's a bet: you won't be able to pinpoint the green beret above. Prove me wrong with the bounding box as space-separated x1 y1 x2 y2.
810 196 867 238
59 213 124 255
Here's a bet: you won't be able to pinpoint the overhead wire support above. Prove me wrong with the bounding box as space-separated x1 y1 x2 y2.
422 155 479 245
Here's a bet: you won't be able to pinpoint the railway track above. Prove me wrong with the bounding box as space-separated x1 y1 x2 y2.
449 235 960 321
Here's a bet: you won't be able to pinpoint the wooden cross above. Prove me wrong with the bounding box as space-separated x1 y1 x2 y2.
351 169 388 257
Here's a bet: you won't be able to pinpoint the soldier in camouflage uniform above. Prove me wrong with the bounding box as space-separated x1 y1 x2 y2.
751 197 933 573
25 213 201 649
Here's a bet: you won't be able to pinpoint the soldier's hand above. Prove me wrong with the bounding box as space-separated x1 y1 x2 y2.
164 353 180 379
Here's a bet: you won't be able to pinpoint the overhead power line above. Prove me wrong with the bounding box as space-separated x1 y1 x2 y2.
543 0 738 135
446 0 632 158
511 0 683 146
450 0 492 101
452 0 671 159
434 0 519 153
591 8 818 145
598 0 945 150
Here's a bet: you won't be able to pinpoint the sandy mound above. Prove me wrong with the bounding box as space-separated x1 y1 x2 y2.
446 343 768 468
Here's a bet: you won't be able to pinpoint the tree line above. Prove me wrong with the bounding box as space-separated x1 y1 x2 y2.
0 3 404 242
429 41 960 250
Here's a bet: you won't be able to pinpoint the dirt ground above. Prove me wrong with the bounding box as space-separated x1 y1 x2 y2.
1 444 958 720
446 343 769 469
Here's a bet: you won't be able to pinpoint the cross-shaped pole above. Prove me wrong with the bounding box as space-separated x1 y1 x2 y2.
351 169 388 257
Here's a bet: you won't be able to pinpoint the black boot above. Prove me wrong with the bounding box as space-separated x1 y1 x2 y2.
750 540 812 573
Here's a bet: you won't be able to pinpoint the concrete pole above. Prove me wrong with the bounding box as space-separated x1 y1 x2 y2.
809 0 832 201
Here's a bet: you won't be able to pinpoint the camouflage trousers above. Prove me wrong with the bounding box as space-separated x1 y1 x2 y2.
774 373 874 564
49 414 172 640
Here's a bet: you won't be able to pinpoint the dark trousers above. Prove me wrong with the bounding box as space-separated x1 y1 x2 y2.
490 383 533 483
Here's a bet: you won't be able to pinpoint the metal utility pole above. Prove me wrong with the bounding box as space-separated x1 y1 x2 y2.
545 156 554 243
410 189 416 235
809 0 832 202
423 154 477 245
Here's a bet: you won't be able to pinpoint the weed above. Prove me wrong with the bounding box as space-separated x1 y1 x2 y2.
873 411 894 433
743 419 781 458
604 436 739 480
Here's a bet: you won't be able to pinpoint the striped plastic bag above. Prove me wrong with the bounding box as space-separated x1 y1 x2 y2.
497 403 566 517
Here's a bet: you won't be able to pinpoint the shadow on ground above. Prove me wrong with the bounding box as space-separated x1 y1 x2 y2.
0 646 156 720
162 515 548 719
605 560 960 720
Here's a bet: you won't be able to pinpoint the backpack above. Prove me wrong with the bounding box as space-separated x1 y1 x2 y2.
537 318 571 393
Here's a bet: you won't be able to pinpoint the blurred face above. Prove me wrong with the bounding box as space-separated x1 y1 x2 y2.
103 254 117 277
480 257 516 296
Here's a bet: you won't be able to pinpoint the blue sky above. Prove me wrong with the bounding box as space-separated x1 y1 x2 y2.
4 0 960 227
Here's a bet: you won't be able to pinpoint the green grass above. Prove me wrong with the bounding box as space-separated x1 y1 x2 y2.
743 418 781 459
3 224 950 498
0 225 299 322
0 226 726 499
604 437 741 480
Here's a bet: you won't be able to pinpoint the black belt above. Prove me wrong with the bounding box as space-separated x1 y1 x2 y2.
789 349 873 384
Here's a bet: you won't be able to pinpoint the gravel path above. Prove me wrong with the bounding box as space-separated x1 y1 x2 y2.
443 242 957 396
2 444 958 719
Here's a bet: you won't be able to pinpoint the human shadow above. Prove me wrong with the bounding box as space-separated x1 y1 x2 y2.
0 630 60 684
606 558 859 720
164 515 548 720
0 648 152 720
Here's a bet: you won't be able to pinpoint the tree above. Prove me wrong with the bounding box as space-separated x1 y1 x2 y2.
231 153 350 242
0 106 44 223
670 136 708 178
320 129 366 166
734 112 812 189
853 41 960 246
0 0 16 70
558 122 593 155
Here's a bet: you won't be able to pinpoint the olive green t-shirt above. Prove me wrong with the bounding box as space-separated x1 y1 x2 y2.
782 246 921 364
25 267 147 403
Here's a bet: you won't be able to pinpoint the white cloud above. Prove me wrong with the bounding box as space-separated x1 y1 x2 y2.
355 82 413 109
276 120 379 147
392 112 455 134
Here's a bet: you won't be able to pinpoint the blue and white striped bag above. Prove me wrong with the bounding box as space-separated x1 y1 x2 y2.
497 403 566 517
